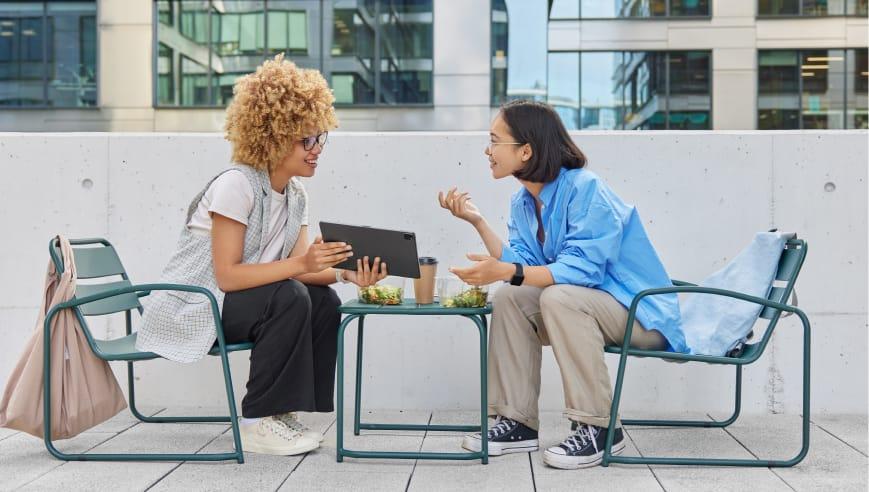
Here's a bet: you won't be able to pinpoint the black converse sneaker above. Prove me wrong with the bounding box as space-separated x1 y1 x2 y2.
462 416 539 456
543 424 626 469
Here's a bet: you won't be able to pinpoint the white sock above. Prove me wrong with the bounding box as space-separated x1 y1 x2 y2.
241 417 262 426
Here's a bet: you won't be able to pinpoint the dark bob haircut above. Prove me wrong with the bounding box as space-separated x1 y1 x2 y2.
499 99 587 183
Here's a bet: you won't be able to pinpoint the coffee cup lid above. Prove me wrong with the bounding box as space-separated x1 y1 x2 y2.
418 256 438 265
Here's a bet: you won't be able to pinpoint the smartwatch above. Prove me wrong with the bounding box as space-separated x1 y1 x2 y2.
509 262 525 286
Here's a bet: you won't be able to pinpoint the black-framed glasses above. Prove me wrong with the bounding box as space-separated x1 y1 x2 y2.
301 132 328 151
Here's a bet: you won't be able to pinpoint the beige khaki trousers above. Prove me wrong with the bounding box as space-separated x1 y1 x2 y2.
487 284 666 430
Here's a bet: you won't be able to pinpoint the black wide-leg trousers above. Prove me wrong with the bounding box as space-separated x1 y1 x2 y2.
221 279 341 418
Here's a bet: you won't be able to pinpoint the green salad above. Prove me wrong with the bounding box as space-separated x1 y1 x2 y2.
441 286 488 308
358 285 403 305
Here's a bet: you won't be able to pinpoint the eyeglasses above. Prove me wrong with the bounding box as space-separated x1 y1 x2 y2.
487 141 524 152
301 132 328 151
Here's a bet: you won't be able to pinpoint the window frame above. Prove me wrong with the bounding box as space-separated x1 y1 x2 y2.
547 0 712 20
545 49 714 130
0 0 100 110
153 0 435 109
756 48 866 129
756 0 869 18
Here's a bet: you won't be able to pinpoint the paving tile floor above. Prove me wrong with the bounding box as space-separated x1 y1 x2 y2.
1 409 865 492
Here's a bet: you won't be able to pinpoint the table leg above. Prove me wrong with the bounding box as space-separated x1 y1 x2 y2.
338 311 489 464
475 314 489 464
354 316 365 436
336 313 360 463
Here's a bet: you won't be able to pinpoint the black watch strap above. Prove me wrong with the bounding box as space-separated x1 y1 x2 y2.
509 262 525 286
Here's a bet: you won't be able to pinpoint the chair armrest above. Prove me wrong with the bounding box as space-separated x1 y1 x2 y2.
619 285 799 354
45 283 230 352
52 283 218 312
671 279 697 287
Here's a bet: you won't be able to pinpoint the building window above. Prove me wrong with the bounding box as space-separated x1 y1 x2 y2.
758 0 867 16
326 0 433 106
758 49 868 129
549 0 709 19
155 0 432 107
547 51 711 130
0 1 97 107
490 0 548 106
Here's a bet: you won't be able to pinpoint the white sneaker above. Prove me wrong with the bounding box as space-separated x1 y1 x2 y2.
238 416 319 456
276 412 325 443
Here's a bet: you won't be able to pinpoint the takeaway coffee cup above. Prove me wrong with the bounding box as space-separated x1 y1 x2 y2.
413 257 438 304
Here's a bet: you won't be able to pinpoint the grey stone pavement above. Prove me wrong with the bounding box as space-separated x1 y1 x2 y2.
1 408 865 492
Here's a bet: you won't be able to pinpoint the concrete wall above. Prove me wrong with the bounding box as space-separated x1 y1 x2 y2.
0 131 866 416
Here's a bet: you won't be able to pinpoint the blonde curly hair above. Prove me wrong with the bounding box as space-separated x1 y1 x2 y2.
224 54 338 172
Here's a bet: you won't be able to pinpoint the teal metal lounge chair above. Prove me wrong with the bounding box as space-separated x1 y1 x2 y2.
44 237 249 463
598 237 809 467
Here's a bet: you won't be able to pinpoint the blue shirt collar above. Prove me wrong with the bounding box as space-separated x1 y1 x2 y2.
538 167 567 206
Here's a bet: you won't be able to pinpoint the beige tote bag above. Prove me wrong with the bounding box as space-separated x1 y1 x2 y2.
0 236 127 440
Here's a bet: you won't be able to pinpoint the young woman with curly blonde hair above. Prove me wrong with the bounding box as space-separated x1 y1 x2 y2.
138 54 386 456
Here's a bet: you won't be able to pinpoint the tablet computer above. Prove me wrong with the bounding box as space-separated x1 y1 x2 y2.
319 222 421 279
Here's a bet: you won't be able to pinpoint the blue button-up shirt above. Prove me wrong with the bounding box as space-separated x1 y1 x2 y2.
498 167 687 353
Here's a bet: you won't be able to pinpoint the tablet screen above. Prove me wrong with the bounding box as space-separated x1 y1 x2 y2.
320 222 421 279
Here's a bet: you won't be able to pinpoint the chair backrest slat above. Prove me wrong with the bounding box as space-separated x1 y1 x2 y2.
759 287 788 320
774 246 803 282
76 280 142 316
67 246 127 279
758 238 806 321
49 238 142 317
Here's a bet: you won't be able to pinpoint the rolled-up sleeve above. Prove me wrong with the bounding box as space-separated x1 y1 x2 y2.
547 200 623 286
498 210 538 265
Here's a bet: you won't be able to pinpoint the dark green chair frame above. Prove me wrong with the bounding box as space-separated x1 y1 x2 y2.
44 237 249 463
596 237 809 467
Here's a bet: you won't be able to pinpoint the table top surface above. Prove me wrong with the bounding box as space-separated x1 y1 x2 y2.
339 298 492 315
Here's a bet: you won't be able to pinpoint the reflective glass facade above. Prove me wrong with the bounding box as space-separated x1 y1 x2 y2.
758 48 868 129
155 0 432 107
0 1 97 107
549 0 709 18
548 51 712 130
758 0 867 16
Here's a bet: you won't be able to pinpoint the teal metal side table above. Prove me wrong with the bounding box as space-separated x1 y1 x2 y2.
336 299 491 464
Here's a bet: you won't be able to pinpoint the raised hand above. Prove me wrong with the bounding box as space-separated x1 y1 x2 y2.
438 187 484 226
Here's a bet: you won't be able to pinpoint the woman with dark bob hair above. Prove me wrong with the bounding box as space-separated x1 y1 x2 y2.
439 99 687 470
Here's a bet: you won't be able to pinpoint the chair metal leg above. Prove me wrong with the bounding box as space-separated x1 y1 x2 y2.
621 366 743 428
354 316 365 436
43 322 243 462
601 310 811 467
126 360 234 424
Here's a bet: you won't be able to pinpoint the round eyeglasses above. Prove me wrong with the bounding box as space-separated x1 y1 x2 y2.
301 132 328 151
486 141 524 152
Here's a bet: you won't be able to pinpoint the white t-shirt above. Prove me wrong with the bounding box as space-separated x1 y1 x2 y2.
187 170 308 263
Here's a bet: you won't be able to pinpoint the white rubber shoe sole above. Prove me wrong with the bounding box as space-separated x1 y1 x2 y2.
239 426 320 456
462 434 539 456
542 439 626 469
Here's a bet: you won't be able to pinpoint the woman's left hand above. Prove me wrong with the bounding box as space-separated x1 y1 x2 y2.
449 253 513 286
343 256 388 287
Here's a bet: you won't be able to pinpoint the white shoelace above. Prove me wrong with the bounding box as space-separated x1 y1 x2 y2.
262 417 302 441
277 412 312 434
488 416 516 438
561 425 597 453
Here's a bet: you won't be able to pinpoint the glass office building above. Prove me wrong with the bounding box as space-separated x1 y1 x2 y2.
0 0 866 130
154 0 432 107
0 1 97 107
